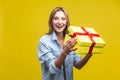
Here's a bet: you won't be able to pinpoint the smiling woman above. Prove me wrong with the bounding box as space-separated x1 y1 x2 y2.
37 7 92 80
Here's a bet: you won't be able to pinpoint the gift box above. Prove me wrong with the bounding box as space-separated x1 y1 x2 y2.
64 26 106 54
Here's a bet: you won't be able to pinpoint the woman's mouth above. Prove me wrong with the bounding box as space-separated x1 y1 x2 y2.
57 25 62 28
56 24 64 28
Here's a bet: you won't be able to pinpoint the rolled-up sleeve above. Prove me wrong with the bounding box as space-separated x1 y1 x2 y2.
73 53 82 66
38 41 62 74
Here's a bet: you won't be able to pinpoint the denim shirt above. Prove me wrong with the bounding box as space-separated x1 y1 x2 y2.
38 31 82 80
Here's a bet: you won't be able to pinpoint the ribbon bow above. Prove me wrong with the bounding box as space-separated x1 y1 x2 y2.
72 27 100 53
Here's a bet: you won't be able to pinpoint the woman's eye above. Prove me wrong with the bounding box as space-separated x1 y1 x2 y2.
53 17 58 20
62 18 66 20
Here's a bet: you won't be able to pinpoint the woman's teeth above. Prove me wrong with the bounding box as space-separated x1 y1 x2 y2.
57 26 62 28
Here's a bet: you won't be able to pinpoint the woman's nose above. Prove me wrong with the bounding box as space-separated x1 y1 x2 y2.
58 19 63 24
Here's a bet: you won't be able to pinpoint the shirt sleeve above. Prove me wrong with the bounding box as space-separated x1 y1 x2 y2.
73 52 82 66
38 40 62 74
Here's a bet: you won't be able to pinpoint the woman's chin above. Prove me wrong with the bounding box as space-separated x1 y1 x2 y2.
55 29 64 33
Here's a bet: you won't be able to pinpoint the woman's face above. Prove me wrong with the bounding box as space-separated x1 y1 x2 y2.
52 11 67 33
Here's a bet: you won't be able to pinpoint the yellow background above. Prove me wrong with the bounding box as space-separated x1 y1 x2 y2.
0 0 120 80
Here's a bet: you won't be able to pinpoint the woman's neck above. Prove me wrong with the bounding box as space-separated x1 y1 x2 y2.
56 32 64 47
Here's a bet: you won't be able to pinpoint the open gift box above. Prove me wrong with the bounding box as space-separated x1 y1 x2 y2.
64 26 106 54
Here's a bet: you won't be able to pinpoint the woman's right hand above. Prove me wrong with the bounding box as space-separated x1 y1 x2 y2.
62 38 77 55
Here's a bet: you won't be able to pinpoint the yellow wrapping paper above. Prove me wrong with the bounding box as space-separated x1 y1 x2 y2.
64 26 106 54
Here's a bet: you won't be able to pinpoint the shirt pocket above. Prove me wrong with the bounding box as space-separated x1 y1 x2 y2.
68 52 75 63
65 53 74 67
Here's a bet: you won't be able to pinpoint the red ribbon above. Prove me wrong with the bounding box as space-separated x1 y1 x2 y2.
72 27 100 53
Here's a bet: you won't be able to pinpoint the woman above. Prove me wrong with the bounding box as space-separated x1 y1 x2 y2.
38 7 92 80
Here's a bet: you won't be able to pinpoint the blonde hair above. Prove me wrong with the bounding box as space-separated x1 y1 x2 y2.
47 7 70 36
